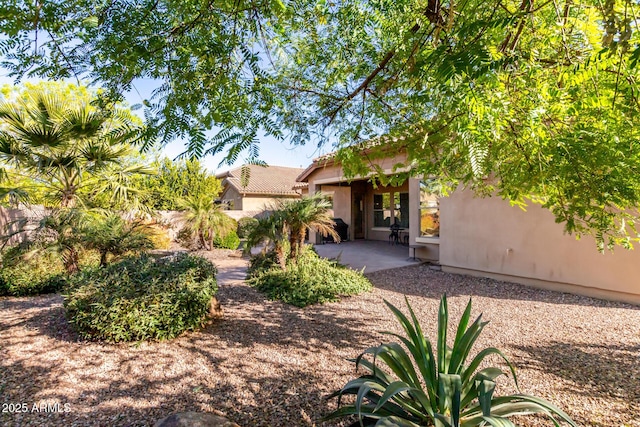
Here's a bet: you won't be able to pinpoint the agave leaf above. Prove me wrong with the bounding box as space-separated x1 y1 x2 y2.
357 345 385 377
384 299 421 350
452 298 473 352
479 416 517 427
433 412 453 427
448 314 488 375
476 367 507 381
462 347 518 391
404 297 438 407
375 343 421 387
373 380 434 419
332 376 387 408
358 358 395 384
488 395 577 426
321 403 408 421
438 294 449 374
477 378 496 416
383 300 429 384
380 331 419 361
375 416 422 426
355 358 395 385
438 373 462 424
356 380 387 417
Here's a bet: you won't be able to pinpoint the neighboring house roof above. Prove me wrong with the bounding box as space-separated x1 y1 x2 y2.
216 164 307 196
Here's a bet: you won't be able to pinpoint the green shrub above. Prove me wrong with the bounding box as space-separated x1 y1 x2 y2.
324 295 576 427
247 246 371 307
214 230 240 249
0 247 73 296
237 216 258 238
0 259 68 296
64 253 218 342
147 224 172 249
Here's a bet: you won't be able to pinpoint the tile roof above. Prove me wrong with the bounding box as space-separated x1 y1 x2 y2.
296 134 413 182
216 164 307 196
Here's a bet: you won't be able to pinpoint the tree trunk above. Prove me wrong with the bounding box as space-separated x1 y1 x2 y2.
275 242 287 271
64 247 80 274
99 251 108 267
289 234 298 263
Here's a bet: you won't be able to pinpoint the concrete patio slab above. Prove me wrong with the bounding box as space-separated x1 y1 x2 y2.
313 240 421 273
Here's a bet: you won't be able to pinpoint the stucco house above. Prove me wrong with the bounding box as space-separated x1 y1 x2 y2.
216 164 307 211
297 150 640 305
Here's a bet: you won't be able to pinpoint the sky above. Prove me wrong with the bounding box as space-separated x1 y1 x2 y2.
0 75 329 173
124 78 328 173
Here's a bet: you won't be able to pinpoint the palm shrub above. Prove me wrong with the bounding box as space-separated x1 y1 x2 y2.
181 194 237 250
246 194 338 268
277 193 338 263
247 246 371 307
245 211 288 269
64 253 218 342
325 295 576 427
28 208 87 273
0 87 150 209
82 213 156 266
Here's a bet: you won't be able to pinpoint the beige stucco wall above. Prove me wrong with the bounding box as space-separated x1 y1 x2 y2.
439 189 640 303
219 186 244 210
318 185 351 238
220 186 300 211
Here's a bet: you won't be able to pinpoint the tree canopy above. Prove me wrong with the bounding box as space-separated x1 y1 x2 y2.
138 157 222 211
2 0 640 246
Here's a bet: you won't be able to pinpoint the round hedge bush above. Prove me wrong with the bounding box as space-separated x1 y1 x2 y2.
247 247 372 307
64 253 218 342
214 230 240 250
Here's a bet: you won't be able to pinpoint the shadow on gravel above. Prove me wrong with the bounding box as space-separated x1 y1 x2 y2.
367 264 640 310
513 341 640 402
203 282 379 351
0 348 333 427
0 294 79 342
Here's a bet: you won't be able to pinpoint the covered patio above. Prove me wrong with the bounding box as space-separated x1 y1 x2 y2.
313 240 422 273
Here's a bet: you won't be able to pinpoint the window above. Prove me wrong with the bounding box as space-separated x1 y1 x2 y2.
420 181 440 237
374 191 409 228
373 193 391 227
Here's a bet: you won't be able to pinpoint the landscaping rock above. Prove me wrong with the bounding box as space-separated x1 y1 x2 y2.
154 412 239 427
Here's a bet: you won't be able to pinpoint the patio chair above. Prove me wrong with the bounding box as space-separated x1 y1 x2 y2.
389 223 401 245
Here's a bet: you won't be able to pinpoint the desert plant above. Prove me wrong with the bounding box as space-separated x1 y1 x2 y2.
0 85 150 209
64 253 218 342
277 193 338 262
29 208 87 273
245 211 289 269
324 295 576 427
82 213 156 266
181 194 237 250
247 246 371 307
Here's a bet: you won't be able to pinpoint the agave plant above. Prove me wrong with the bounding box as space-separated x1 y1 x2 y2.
324 295 576 427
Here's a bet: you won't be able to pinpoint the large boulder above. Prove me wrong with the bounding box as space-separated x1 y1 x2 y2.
154 412 239 427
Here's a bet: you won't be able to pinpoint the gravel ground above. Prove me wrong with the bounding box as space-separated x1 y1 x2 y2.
1 253 639 427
